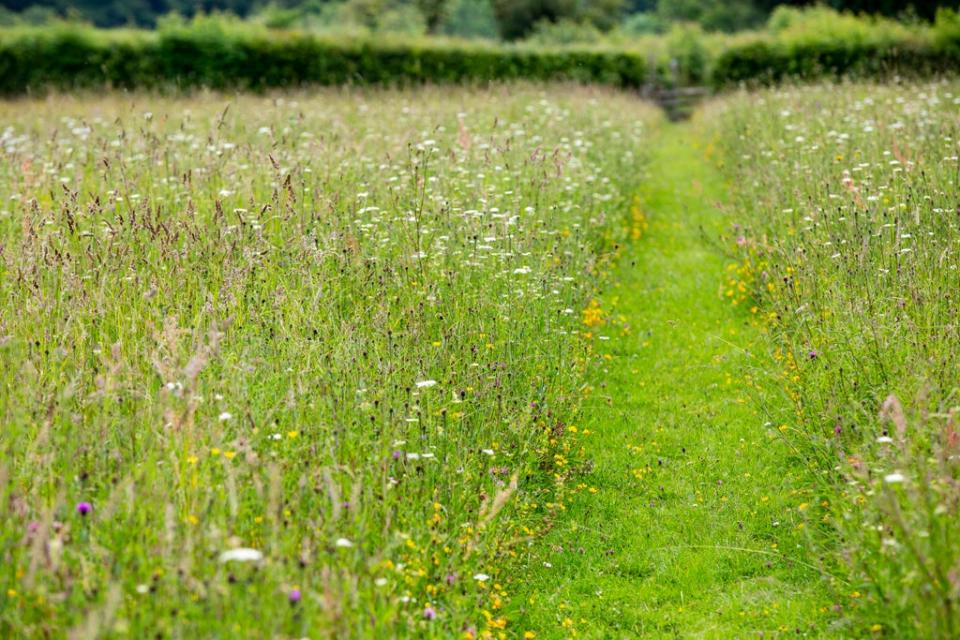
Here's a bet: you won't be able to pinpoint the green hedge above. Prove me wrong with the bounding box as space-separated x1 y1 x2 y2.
1 15 958 95
713 10 960 88
0 27 653 94
712 39 960 87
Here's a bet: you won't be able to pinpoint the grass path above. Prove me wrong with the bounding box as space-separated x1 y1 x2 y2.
510 123 833 638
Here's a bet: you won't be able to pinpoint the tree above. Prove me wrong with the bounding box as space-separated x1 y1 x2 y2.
492 0 626 40
439 0 498 38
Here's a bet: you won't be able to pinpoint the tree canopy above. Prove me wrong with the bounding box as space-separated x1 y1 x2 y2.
0 0 957 35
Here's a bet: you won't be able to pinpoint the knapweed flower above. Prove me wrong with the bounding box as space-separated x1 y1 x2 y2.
76 502 92 516
808 350 818 359
288 588 302 604
445 573 457 585
423 605 436 620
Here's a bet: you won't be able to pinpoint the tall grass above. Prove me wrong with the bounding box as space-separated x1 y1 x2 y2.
707 81 960 637
0 86 657 637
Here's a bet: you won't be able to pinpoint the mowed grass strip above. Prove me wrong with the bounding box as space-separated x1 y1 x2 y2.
508 124 834 639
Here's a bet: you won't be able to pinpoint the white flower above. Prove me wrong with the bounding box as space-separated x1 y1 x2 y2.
218 411 233 422
218 548 263 563
374 578 388 587
876 436 894 444
481 449 495 456
416 380 437 389
335 538 354 548
473 573 490 582
884 472 906 484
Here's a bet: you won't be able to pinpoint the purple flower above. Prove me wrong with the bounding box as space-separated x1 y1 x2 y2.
423 606 436 620
834 424 842 436
808 350 818 360
392 450 402 460
76 502 92 516
288 588 302 604
445 573 457 586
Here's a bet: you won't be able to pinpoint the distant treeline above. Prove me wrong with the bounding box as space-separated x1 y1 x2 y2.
1 0 958 38
0 8 957 94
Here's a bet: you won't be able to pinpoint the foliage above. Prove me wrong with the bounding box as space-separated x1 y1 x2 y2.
712 7 960 87
438 0 498 39
0 19 656 93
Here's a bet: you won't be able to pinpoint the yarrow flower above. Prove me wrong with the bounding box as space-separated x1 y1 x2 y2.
218 548 263 563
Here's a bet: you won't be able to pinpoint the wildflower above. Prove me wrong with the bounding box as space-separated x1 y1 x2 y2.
808 350 818 359
884 472 905 484
218 412 233 421
335 538 354 548
446 573 457 585
423 605 436 620
76 502 92 516
218 548 263 563
416 380 437 389
473 573 490 582
876 436 893 444
288 588 302 604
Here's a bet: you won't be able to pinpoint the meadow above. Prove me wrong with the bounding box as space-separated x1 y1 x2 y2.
1 77 959 638
709 81 960 637
0 87 656 637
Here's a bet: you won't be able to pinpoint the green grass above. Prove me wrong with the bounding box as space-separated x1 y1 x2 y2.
506 123 834 639
2 80 959 639
707 82 960 638
0 86 658 638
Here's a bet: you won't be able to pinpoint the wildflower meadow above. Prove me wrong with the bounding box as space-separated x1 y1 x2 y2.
1 9 960 640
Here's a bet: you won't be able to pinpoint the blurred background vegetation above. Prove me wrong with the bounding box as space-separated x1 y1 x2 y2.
0 1 958 94
0 0 957 41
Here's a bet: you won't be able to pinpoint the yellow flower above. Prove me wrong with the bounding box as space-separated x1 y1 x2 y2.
524 632 537 639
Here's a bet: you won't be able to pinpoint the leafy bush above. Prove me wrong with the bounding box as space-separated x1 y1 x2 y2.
0 20 656 94
713 6 960 87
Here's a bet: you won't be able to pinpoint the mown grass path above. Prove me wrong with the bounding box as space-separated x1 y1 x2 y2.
510 123 832 638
